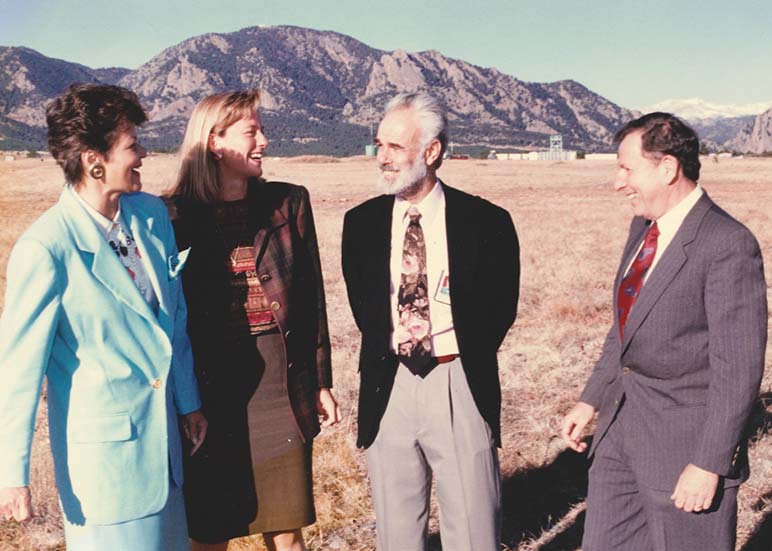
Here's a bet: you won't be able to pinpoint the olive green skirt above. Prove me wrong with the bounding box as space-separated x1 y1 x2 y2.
246 331 315 534
247 442 315 534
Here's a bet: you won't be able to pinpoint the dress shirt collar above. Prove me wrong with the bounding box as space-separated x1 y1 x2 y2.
653 184 703 242
71 186 123 235
393 180 443 227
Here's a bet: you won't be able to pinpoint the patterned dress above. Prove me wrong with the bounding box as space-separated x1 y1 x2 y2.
214 199 314 536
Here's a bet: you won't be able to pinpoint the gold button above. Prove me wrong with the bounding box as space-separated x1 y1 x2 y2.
622 367 631 374
260 274 272 282
152 378 162 389
271 301 281 311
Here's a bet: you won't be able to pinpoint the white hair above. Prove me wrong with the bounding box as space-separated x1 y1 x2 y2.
384 92 448 169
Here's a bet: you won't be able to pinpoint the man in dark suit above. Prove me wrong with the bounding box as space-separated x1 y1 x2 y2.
342 92 519 550
561 112 767 551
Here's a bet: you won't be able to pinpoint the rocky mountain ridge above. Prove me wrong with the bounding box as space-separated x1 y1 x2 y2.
728 108 772 154
3 26 762 154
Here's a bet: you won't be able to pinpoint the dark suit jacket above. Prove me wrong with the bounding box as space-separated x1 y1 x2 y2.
581 192 767 491
342 182 520 449
167 180 331 538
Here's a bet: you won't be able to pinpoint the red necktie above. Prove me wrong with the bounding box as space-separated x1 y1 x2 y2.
617 222 659 339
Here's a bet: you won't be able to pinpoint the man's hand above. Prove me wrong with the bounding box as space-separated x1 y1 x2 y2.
182 409 208 456
316 388 342 428
0 486 33 522
561 401 596 453
671 463 719 513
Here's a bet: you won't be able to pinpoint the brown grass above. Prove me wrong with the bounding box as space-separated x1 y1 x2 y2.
0 155 770 550
280 155 342 164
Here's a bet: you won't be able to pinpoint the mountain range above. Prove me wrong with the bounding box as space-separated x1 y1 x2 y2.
1 26 769 155
644 98 772 121
727 108 772 154
1 25 633 155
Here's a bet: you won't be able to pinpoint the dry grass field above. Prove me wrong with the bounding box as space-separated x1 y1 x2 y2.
0 154 770 551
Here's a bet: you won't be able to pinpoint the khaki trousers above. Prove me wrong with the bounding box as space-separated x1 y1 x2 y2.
365 359 501 551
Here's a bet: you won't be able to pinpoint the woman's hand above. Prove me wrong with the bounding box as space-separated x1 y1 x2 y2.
316 388 342 428
182 410 208 455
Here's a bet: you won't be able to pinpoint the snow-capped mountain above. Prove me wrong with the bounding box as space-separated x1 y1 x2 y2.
643 98 772 121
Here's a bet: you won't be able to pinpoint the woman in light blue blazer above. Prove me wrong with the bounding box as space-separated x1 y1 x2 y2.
0 84 207 550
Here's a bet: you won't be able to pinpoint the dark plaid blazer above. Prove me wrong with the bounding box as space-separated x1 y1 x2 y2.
167 180 331 536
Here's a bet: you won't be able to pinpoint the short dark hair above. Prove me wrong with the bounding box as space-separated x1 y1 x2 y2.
614 112 701 181
46 83 147 183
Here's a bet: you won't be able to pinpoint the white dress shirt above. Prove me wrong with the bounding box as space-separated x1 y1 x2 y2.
627 185 704 283
390 181 459 356
73 188 159 313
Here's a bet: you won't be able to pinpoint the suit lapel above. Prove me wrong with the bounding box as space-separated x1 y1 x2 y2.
615 219 649 291
60 188 160 330
123 197 173 339
621 193 713 348
369 194 395 334
253 204 289 270
374 193 395 288
443 182 479 304
243 180 288 271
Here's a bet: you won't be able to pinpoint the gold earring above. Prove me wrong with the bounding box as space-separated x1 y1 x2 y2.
89 163 105 180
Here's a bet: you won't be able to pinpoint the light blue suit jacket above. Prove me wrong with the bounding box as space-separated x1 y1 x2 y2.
0 186 201 525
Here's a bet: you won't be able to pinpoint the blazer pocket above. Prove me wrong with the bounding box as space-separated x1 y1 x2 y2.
69 413 133 443
168 247 191 280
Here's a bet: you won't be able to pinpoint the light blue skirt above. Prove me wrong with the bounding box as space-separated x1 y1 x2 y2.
63 481 188 551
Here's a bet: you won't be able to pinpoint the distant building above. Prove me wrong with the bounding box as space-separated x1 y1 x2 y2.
535 149 577 161
494 134 577 160
495 150 577 161
585 153 617 161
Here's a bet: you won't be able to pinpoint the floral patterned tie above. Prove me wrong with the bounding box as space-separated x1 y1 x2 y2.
617 221 659 339
396 206 433 375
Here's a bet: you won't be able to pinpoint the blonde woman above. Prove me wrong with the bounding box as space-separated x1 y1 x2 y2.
167 90 340 551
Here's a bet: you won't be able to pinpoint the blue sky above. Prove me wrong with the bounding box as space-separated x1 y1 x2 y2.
1 0 770 110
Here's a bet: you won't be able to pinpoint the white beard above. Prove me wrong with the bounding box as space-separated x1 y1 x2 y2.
377 157 428 197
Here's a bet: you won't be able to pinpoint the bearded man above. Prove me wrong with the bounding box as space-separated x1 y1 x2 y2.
341 92 520 551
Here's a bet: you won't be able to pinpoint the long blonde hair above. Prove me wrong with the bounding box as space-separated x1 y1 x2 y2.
170 89 261 204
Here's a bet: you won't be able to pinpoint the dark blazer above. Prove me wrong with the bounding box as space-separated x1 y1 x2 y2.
342 182 520 449
581 192 767 491
167 180 331 536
